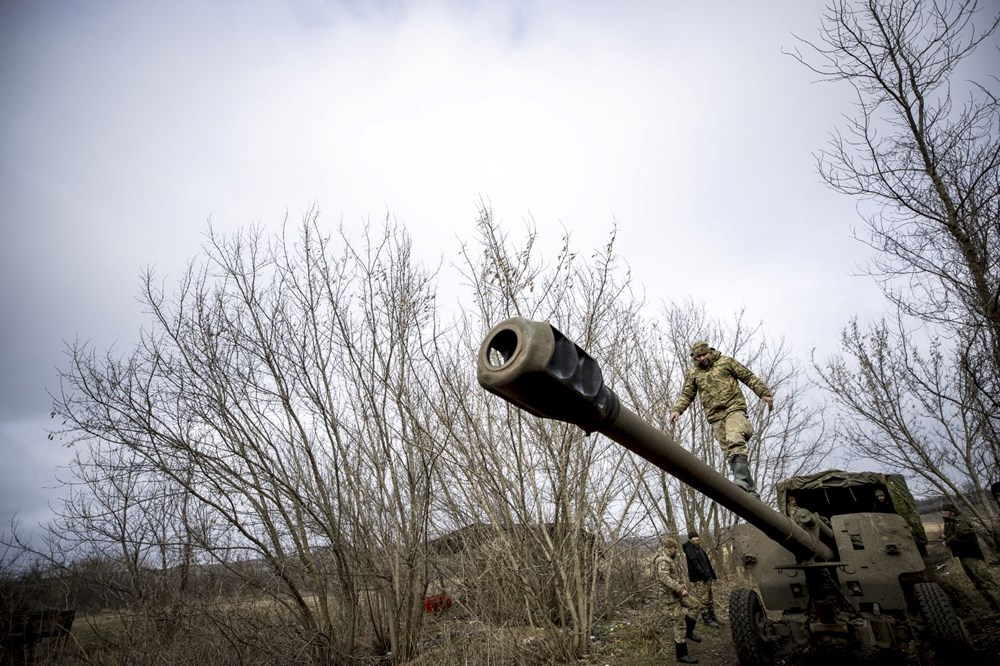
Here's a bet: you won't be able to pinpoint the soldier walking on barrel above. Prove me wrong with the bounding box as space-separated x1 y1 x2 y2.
670 340 773 497
653 536 703 663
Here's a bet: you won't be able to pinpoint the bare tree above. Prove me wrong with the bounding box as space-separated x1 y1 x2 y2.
813 317 1000 550
791 0 1000 493
429 205 653 659
48 212 446 663
430 205 831 657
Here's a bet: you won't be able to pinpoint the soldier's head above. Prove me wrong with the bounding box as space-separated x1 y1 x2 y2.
690 341 712 368
661 536 679 553
874 489 887 503
941 502 958 517
687 531 700 546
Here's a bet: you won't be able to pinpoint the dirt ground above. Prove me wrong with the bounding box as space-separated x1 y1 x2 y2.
583 557 1000 666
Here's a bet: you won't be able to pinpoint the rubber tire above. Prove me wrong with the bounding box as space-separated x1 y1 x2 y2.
729 587 775 666
912 581 974 661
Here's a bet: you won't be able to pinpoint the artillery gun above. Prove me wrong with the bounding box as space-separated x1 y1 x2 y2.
476 317 975 664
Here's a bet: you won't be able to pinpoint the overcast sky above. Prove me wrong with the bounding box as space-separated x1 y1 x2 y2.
1 0 894 541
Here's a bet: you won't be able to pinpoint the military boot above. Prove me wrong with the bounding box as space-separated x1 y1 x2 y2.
729 454 760 498
702 609 722 628
675 641 698 663
684 616 702 643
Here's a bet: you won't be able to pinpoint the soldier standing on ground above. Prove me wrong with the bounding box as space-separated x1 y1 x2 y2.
669 340 773 497
682 531 723 628
653 536 703 663
941 503 1000 611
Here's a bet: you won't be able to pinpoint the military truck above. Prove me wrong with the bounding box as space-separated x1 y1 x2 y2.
475 317 975 664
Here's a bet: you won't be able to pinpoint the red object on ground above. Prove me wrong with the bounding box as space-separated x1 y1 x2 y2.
423 593 453 613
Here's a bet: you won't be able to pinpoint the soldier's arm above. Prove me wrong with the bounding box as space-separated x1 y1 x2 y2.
731 359 772 399
671 373 698 419
655 558 687 596
941 522 955 543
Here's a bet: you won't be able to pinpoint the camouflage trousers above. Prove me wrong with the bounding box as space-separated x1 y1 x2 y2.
654 595 703 644
691 580 717 617
960 556 1000 610
710 410 754 459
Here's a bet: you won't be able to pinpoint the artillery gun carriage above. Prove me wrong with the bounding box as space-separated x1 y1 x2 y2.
476 317 974 664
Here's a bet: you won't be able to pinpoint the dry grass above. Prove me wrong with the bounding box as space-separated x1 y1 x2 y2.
17 515 1000 665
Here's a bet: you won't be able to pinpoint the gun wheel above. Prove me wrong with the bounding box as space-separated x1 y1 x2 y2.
729 587 775 666
913 581 974 661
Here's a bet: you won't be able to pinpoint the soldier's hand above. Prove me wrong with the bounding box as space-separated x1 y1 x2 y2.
669 411 679 426
762 396 774 412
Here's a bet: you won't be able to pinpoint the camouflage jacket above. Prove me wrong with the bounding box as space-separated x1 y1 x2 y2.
943 512 985 560
652 547 687 599
672 349 771 423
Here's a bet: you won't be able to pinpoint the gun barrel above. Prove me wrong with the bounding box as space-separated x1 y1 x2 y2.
477 317 834 563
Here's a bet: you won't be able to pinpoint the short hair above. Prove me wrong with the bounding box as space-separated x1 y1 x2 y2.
687 531 699 539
